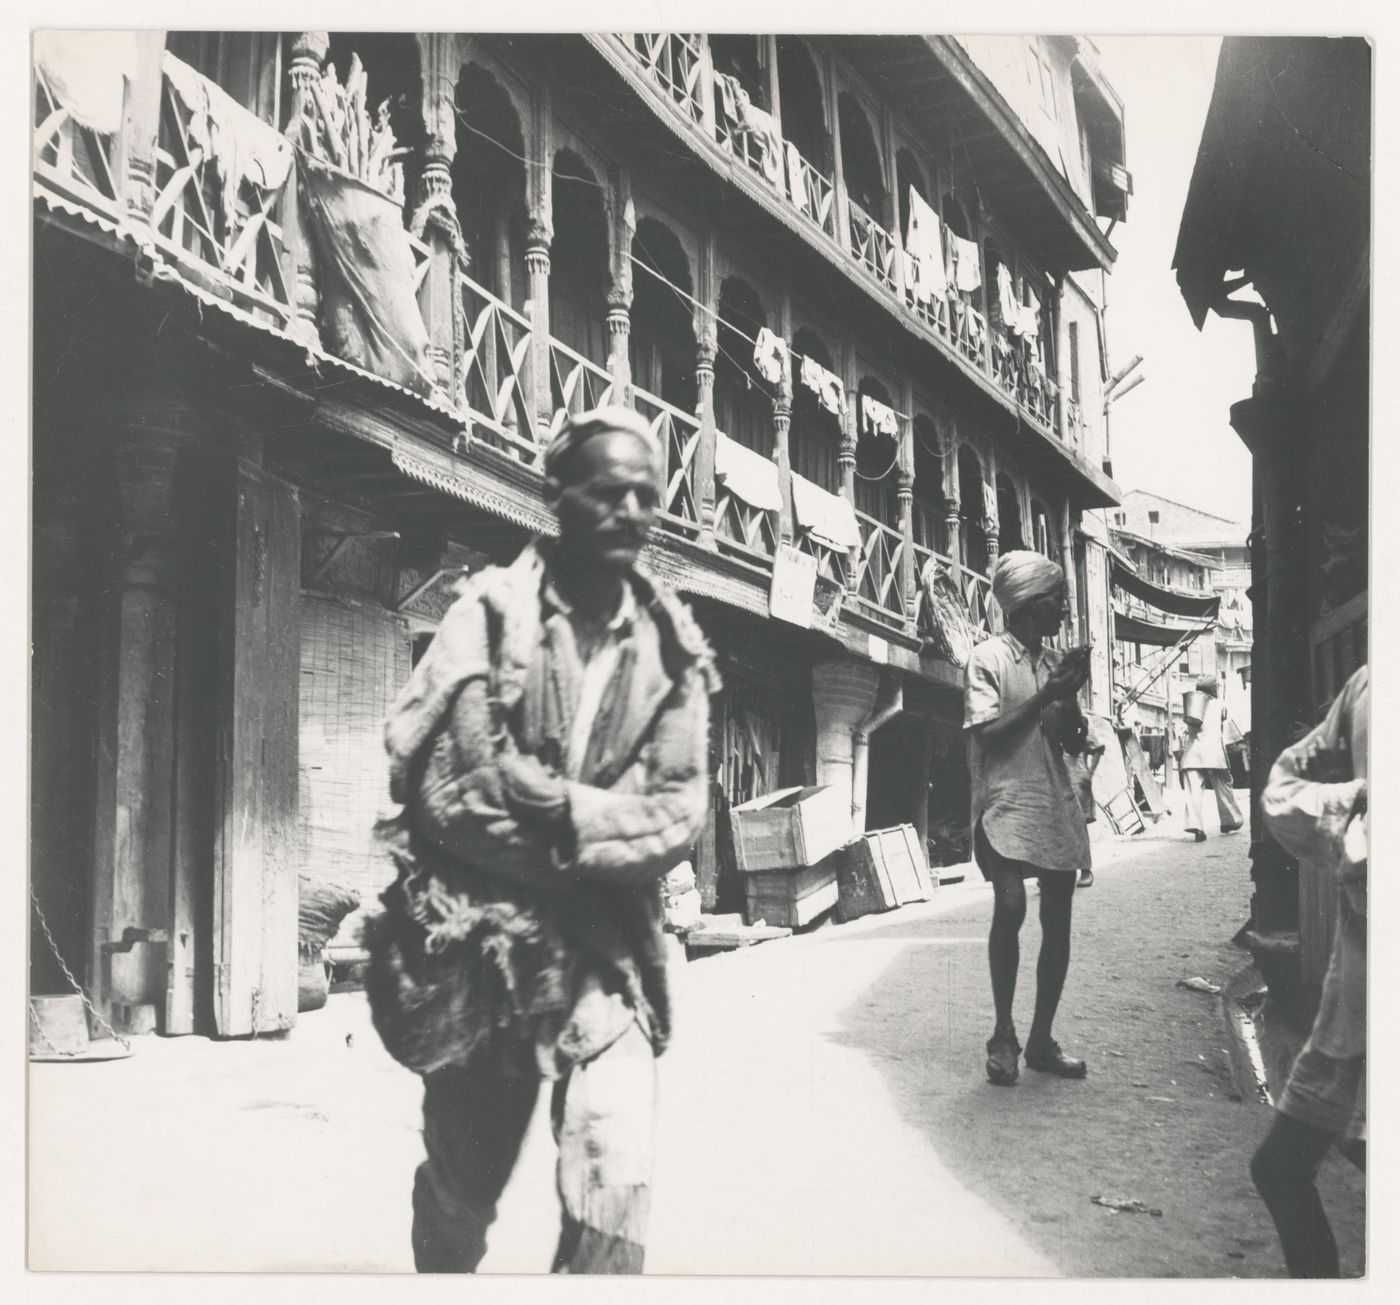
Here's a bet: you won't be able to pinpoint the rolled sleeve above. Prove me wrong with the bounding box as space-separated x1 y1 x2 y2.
963 645 1003 729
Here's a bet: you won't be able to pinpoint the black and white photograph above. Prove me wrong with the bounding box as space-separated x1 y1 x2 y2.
19 1 1384 1286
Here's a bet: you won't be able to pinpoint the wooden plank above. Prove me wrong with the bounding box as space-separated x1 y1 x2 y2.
213 462 302 1036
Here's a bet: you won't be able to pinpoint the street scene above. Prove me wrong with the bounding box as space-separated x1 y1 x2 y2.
28 26 1369 1281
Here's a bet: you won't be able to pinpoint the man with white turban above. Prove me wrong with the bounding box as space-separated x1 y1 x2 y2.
1181 672 1244 841
964 551 1092 1085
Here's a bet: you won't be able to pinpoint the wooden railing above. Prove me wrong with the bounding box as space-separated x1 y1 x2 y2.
33 65 120 215
990 324 1059 429
786 147 838 242
848 201 898 294
902 251 953 338
147 59 294 327
629 33 705 124
912 542 995 642
713 484 779 558
630 385 703 532
460 273 538 451
548 335 617 436
852 510 909 626
714 114 771 186
794 526 850 589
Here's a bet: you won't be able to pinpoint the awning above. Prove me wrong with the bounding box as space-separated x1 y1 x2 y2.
1114 611 1214 647
1110 556 1220 619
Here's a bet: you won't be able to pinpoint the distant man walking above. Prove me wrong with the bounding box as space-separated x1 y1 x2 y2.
365 406 718 1273
964 551 1093 1086
1181 674 1243 841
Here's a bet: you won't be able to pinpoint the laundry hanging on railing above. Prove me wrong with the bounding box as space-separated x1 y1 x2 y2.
717 74 785 189
950 233 982 294
164 52 293 223
34 30 140 136
752 327 788 386
791 473 862 552
861 393 900 438
715 433 783 513
799 355 847 416
996 263 1020 331
785 142 808 212
297 147 435 396
903 188 947 304
713 71 740 124
1016 289 1042 341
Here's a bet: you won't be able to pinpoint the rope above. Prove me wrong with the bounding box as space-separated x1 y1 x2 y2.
29 885 132 1054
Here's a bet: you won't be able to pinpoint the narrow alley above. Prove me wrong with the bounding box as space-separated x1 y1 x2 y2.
28 822 1364 1278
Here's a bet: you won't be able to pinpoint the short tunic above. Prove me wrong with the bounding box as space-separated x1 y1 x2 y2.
964 632 1091 874
1181 697 1229 772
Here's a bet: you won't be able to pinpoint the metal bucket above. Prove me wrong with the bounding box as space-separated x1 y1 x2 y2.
1182 691 1209 728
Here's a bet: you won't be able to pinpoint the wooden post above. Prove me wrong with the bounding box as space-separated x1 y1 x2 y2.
697 36 718 139
773 296 796 546
764 34 783 125
898 379 917 632
695 325 719 548
826 52 849 252
115 31 166 225
282 32 331 349
839 362 860 593
606 169 636 406
526 83 555 435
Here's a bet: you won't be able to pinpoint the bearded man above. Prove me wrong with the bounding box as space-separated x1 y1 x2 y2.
365 406 718 1273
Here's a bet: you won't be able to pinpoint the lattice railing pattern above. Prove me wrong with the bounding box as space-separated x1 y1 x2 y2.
853 509 908 624
33 67 119 211
629 34 705 123
631 386 702 530
848 201 898 294
548 337 616 438
713 488 778 557
794 526 850 588
786 148 838 241
912 542 995 640
460 273 538 450
149 64 292 325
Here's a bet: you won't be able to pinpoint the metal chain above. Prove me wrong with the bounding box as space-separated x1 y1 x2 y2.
29 885 132 1052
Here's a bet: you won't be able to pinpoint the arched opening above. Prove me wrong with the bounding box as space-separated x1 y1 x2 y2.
941 191 973 241
838 93 887 228
996 474 1026 551
789 329 841 493
958 444 988 575
776 40 830 172
853 377 898 524
629 218 696 416
911 414 944 551
715 278 772 455
709 36 768 110
549 150 609 368
896 148 929 246
454 64 527 312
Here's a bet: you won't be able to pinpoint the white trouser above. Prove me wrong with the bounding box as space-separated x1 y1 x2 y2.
1183 769 1243 834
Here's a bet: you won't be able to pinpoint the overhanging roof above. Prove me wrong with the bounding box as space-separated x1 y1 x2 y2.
1110 555 1220 619
1114 611 1214 647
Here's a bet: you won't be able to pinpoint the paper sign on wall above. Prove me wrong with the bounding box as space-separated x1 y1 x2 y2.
769 543 818 628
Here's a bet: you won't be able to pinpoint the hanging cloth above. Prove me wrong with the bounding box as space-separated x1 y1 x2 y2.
951 234 982 294
786 141 808 212
715 433 782 513
904 188 947 303
1018 288 1042 341
791 474 862 552
733 87 785 189
800 355 846 416
713 71 740 124
34 30 140 136
752 327 788 386
996 263 1020 332
861 393 900 438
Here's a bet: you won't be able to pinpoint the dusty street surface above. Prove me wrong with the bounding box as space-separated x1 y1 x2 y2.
29 819 1363 1277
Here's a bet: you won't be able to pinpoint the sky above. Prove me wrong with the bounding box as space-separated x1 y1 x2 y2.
1089 37 1256 527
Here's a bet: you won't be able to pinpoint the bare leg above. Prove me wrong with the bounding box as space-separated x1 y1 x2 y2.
1028 872 1075 1047
987 868 1028 1039
1250 1112 1342 1278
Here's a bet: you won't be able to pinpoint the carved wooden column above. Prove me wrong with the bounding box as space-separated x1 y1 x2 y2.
408 34 469 405
826 51 849 249
944 503 962 576
282 32 330 348
606 173 636 406
698 36 718 138
114 31 166 225
526 84 555 436
898 387 917 632
773 326 796 546
694 325 719 548
839 395 859 594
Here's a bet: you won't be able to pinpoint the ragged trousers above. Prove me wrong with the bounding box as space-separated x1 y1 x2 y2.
411 1019 656 1274
1183 768 1243 834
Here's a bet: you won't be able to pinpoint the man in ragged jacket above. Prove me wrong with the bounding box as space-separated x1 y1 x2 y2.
364 406 719 1274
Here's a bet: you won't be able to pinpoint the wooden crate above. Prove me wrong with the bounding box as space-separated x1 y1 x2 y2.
837 825 933 922
743 856 840 928
730 784 850 872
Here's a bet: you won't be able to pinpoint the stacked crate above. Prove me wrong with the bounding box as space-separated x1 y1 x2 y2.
730 785 849 928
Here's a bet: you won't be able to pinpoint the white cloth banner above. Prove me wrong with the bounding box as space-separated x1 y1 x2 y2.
715 433 782 513
791 473 862 552
34 30 140 136
799 355 846 416
752 327 788 386
951 234 982 294
861 393 900 438
904 187 947 303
